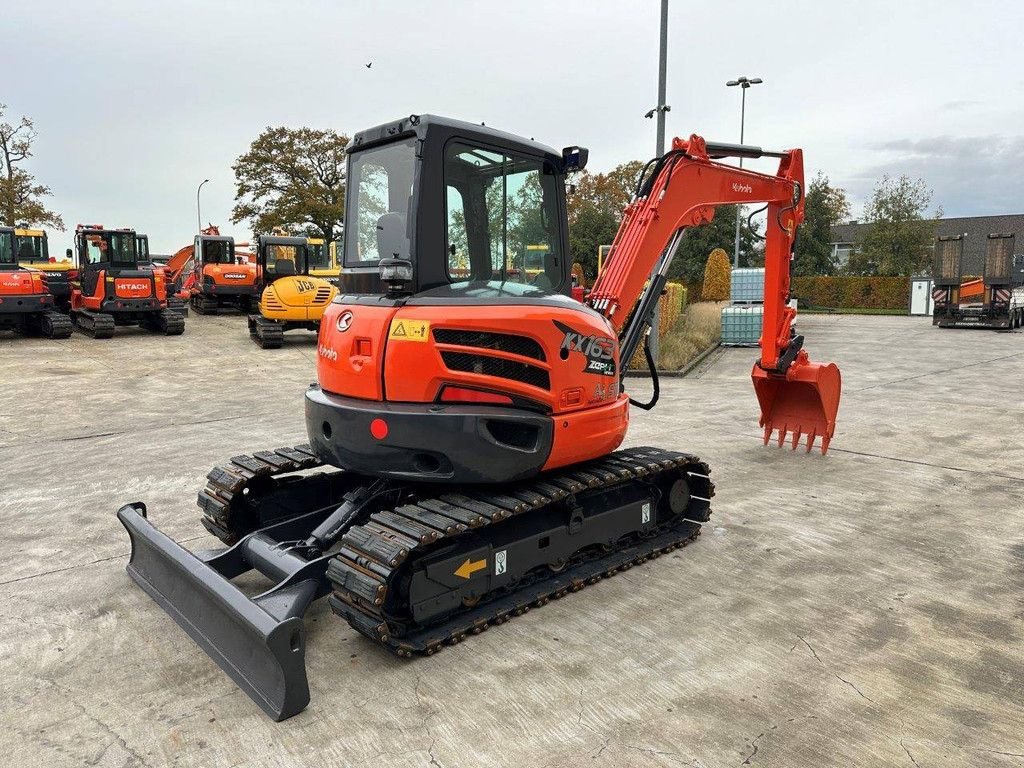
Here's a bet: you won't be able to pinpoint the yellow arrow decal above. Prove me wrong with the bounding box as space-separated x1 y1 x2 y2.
454 558 487 579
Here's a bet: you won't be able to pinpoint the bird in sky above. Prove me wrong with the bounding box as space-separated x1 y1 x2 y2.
365 62 372 69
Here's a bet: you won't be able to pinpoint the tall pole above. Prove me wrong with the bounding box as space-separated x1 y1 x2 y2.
733 87 746 268
726 76 762 267
197 179 210 233
649 0 669 363
656 0 668 157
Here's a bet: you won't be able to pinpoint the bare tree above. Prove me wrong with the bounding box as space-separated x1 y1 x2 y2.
0 104 64 230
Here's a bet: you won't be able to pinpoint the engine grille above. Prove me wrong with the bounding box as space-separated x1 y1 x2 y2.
314 286 333 304
433 329 545 361
440 351 550 390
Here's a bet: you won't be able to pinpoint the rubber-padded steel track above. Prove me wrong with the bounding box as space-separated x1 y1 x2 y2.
326 446 712 656
42 311 73 339
249 315 284 349
195 444 713 658
73 309 116 338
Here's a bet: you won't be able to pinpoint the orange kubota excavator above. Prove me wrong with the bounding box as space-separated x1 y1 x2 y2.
118 115 841 720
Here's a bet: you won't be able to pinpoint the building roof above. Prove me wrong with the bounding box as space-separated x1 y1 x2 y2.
831 214 1024 274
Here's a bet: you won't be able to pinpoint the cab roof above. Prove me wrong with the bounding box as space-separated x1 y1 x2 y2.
349 114 563 167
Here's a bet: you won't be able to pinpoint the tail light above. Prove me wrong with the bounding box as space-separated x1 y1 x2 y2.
439 386 514 405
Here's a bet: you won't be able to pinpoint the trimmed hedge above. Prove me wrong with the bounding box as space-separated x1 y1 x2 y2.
702 249 731 301
791 276 908 310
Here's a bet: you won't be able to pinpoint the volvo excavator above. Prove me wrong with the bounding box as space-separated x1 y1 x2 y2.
119 115 842 720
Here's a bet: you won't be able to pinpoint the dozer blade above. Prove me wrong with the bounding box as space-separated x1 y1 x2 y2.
117 503 315 721
752 361 841 454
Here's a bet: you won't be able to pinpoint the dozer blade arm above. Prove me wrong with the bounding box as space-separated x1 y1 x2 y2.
118 503 326 721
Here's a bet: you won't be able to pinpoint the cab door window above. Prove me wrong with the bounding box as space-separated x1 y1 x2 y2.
444 142 561 289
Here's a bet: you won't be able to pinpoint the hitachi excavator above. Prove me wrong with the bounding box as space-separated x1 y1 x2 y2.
118 115 842 720
70 225 185 337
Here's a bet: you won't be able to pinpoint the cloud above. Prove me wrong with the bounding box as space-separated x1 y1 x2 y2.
940 99 983 111
849 135 1024 217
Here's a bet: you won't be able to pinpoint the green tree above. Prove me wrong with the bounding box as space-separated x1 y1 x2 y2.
231 126 349 243
0 104 64 230
794 172 850 275
847 175 939 276
566 161 644 280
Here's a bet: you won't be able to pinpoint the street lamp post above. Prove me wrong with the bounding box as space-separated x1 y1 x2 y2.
642 0 671 363
196 179 210 233
726 76 762 268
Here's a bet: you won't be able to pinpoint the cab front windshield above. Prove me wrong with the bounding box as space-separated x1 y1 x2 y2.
345 137 416 266
202 240 235 264
15 233 49 262
83 231 137 265
264 243 308 276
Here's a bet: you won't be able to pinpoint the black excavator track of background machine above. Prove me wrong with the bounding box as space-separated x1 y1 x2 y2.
197 444 714 656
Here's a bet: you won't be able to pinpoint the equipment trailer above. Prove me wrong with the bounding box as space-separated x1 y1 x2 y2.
933 233 1023 329
119 115 842 720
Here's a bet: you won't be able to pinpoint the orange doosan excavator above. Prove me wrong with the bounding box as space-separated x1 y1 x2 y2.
119 115 842 720
161 226 258 314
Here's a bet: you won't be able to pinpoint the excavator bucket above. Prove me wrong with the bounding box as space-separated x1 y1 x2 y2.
752 361 842 454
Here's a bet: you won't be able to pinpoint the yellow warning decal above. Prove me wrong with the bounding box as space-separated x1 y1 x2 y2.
388 318 430 342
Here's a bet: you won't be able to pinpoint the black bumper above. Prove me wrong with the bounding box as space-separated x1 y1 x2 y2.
0 293 52 313
304 386 553 484
101 297 161 312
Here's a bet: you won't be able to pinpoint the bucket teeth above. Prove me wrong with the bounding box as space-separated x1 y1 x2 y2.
761 423 829 455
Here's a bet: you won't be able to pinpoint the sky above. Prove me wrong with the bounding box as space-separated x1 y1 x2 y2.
3 0 1022 254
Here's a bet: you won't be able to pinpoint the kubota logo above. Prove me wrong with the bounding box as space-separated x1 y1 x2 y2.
318 344 338 360
224 273 247 279
336 311 353 332
732 182 753 193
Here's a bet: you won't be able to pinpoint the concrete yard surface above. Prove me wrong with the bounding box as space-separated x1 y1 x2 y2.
1 313 1022 767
